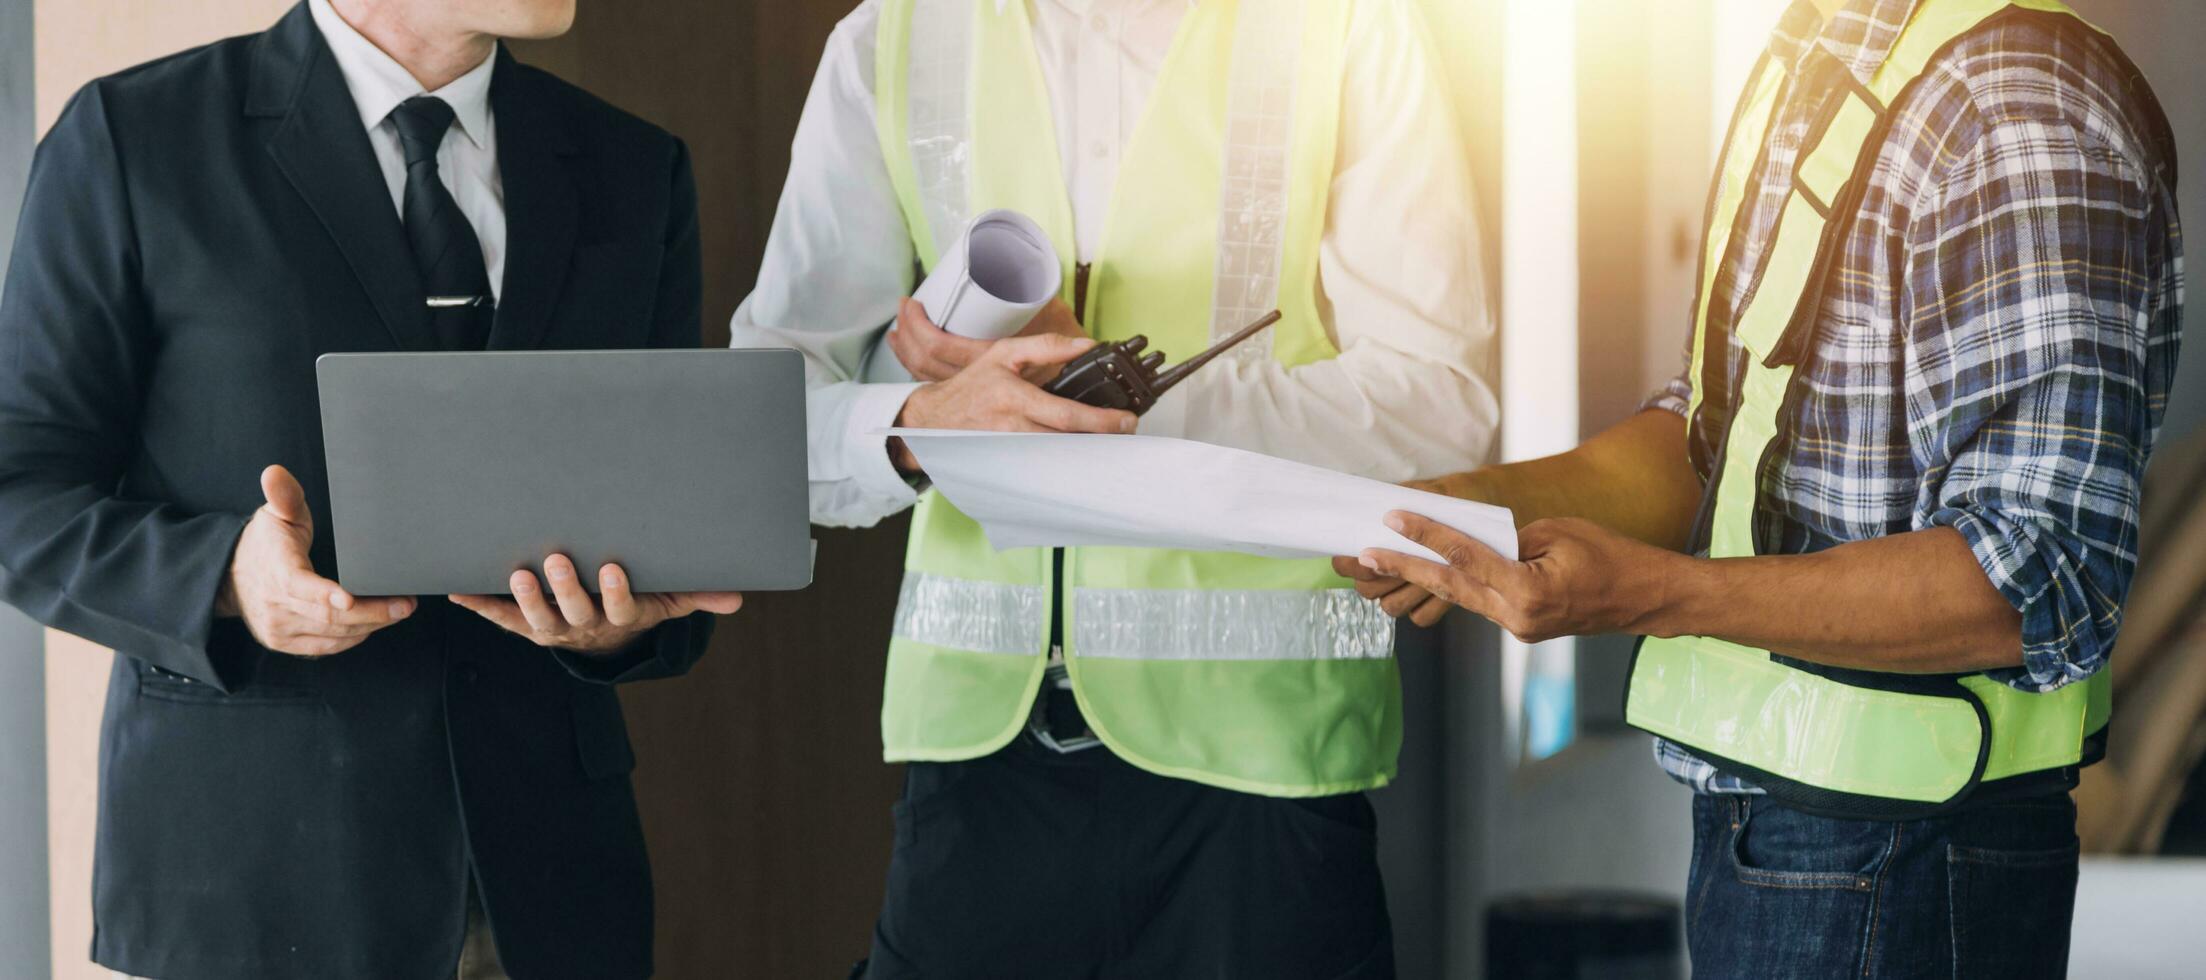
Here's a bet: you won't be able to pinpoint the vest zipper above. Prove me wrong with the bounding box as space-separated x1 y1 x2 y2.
1055 261 1088 655
1073 262 1093 322
1049 546 1065 652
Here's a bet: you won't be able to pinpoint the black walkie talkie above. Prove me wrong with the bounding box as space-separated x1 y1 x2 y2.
1042 310 1282 415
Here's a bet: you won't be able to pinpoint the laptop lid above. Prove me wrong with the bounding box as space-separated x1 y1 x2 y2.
315 348 811 596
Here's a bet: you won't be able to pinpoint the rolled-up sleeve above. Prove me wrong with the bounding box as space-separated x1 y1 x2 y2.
1901 115 2169 692
1643 338 1694 420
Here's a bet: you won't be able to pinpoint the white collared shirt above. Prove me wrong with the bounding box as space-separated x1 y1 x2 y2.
308 0 506 301
733 0 1500 527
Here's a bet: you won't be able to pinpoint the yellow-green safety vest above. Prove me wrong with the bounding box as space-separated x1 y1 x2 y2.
872 0 1400 797
1627 0 2152 819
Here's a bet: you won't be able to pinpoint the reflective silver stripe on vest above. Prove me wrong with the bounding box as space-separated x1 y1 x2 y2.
892 571 1045 656
1072 588 1394 661
1209 0 1307 363
907 0 975 260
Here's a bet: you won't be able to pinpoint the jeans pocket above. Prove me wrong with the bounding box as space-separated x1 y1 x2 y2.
1730 800 1889 891
1947 841 2078 979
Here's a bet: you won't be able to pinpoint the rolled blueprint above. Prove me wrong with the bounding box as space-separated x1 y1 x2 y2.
911 209 1063 340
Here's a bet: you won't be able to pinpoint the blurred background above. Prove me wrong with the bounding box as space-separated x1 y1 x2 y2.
3 1 2204 977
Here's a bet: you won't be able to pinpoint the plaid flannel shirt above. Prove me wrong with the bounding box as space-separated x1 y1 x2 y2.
1645 0 2184 795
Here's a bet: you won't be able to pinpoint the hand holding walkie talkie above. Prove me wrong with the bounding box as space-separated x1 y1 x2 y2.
887 304 1280 479
1043 310 1283 415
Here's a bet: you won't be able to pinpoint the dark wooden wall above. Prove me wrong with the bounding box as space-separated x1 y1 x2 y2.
512 5 911 976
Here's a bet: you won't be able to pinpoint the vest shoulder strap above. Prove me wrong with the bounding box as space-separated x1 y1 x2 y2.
1686 0 2102 558
873 0 977 269
1766 0 2100 366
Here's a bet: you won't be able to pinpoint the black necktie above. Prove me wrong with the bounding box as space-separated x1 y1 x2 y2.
390 96 494 350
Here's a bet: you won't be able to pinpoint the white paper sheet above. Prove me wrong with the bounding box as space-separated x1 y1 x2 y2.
884 429 1518 564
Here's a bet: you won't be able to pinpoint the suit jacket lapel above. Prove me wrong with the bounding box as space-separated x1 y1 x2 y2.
487 50 579 352
249 3 436 352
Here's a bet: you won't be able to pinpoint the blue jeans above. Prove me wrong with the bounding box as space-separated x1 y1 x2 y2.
1686 793 2080 978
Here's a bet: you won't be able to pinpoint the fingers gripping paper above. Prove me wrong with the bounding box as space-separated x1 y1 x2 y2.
884 430 1519 563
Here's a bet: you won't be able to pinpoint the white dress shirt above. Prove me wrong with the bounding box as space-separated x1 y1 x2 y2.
732 0 1499 528
308 0 507 301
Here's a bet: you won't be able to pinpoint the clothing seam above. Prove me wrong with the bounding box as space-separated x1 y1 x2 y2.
1689 805 1722 937
1859 819 1901 978
1946 839 1967 980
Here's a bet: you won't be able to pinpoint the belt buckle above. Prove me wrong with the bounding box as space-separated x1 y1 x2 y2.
1029 721 1101 754
1028 650 1102 754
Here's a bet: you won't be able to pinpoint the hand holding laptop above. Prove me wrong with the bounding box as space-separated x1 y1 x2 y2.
448 558 743 655
217 465 417 657
222 464 746 658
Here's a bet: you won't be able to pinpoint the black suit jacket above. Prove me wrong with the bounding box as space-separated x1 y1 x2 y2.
0 6 711 978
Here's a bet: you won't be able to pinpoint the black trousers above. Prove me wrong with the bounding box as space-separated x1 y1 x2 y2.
863 734 1396 979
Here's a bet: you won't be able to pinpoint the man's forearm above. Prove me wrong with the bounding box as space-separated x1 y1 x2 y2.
1429 409 1703 550
1383 410 2022 673
1640 527 2023 674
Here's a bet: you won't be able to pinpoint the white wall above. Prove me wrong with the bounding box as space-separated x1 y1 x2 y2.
0 0 52 973
2062 1 2206 968
2072 859 2206 978
2082 0 2206 445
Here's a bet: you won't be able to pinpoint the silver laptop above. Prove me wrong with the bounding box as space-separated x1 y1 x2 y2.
315 349 812 596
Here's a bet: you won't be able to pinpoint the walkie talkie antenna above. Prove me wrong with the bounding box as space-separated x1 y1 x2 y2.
1149 310 1282 396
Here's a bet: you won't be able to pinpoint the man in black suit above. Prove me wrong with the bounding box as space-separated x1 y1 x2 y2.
0 1 741 977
